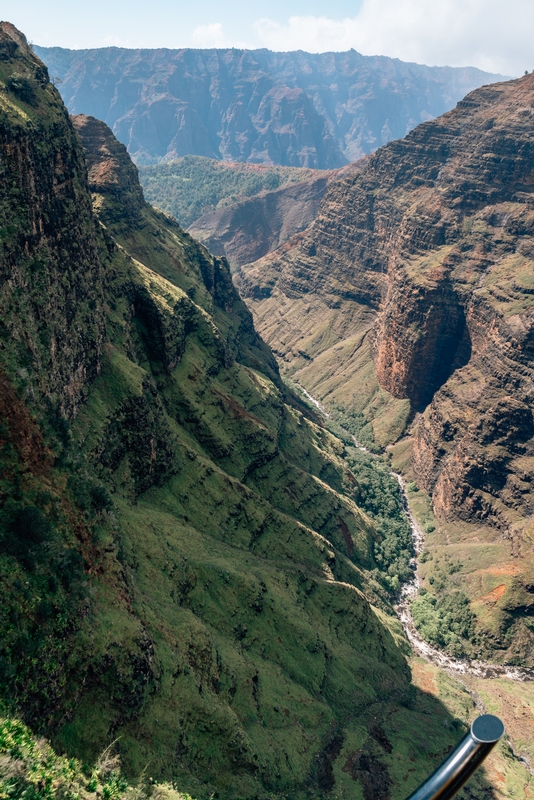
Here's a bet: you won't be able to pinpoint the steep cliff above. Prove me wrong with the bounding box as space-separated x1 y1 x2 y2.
0 24 471 800
35 44 503 168
237 75 534 662
0 24 105 418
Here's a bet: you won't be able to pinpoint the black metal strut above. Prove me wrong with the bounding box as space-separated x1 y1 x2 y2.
405 715 505 800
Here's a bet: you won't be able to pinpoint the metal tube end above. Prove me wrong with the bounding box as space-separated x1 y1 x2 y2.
470 715 505 744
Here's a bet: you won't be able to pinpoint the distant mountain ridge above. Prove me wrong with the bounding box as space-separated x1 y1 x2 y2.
35 45 505 168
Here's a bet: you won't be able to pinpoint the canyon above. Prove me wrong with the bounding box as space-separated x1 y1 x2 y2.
236 73 534 666
1 19 533 800
187 161 361 269
0 23 490 800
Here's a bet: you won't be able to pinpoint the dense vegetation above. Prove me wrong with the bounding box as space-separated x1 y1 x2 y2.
411 590 476 657
410 535 478 657
138 156 319 228
342 447 412 595
0 716 192 800
285 389 413 597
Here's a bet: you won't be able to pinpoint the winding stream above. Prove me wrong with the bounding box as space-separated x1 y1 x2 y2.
297 384 534 683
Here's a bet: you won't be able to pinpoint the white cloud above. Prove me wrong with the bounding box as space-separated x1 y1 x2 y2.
192 23 227 48
191 22 252 50
254 16 357 54
101 34 136 48
253 0 534 76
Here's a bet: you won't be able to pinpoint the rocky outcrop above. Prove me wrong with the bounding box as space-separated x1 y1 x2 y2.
35 44 503 168
72 113 145 224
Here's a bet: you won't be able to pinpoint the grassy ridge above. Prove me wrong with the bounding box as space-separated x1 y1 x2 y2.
138 156 320 228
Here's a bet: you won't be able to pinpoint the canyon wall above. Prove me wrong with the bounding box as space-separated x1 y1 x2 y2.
1 25 468 799
238 75 534 528
35 44 503 168
0 24 106 416
238 75 534 659
188 161 363 269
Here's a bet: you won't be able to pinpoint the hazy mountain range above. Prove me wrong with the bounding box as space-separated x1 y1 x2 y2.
36 44 504 167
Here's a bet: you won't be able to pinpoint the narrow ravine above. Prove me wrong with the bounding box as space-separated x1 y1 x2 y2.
296 383 534 682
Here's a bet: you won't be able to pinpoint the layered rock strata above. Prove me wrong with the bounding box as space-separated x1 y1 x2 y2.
238 75 534 659
188 161 362 269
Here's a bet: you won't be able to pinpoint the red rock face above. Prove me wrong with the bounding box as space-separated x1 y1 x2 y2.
413 293 534 526
373 269 469 409
239 74 534 533
35 45 503 168
71 113 145 225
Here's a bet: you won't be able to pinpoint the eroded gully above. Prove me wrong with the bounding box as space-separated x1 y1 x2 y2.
296 384 534 683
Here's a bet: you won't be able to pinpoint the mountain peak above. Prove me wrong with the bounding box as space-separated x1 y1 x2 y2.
0 21 32 54
72 113 145 222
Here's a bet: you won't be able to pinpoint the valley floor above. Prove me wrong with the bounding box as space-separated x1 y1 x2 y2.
293 383 534 800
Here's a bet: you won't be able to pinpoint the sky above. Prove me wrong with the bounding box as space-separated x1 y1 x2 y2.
4 0 534 76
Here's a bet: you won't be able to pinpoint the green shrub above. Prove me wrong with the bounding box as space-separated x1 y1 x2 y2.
0 716 197 800
343 447 413 594
7 74 37 104
411 590 476 655
68 476 113 515
0 502 55 570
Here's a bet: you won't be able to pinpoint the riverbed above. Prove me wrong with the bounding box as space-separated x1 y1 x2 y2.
296 383 534 683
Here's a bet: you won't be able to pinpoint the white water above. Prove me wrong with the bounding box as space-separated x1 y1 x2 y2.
297 385 331 418
295 384 534 683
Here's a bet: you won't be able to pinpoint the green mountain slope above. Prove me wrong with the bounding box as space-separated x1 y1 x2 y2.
138 156 320 229
0 23 489 800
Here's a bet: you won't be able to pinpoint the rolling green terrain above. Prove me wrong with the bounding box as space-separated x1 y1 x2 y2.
138 157 320 228
0 23 522 800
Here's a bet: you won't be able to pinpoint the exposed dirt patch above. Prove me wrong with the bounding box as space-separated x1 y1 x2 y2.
211 387 266 427
486 564 522 576
0 371 51 475
315 729 345 791
411 660 439 696
342 750 391 800
485 762 507 789
369 723 392 753
478 584 507 604
338 516 354 557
